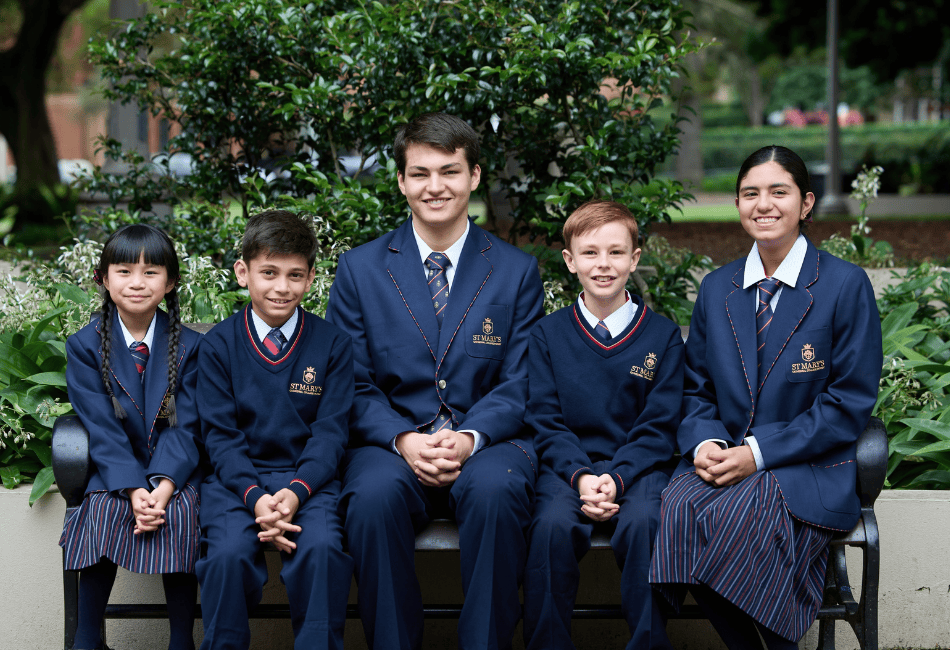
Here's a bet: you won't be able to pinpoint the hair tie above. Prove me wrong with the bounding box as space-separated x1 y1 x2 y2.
93 269 103 286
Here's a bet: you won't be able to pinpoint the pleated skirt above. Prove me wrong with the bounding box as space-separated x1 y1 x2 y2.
60 483 200 574
649 470 832 641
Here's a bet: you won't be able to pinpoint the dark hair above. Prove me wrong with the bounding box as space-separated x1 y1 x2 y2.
736 145 815 226
393 113 480 175
563 200 639 250
242 209 319 269
95 224 182 424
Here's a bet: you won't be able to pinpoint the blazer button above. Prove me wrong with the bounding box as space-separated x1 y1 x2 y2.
438 380 447 389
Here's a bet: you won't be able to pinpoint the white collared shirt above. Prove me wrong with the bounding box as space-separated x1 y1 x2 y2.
117 313 157 351
250 306 298 344
696 234 809 471
404 218 485 455
576 291 637 338
412 218 470 290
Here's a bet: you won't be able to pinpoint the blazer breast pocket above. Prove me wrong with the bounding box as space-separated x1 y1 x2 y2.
785 327 831 383
465 305 508 360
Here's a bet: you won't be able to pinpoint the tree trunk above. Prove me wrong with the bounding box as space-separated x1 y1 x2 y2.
0 0 92 196
674 88 705 189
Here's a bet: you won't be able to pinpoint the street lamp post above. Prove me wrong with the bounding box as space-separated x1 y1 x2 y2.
818 0 850 216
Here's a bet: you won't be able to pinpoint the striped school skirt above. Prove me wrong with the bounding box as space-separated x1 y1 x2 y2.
60 484 200 574
649 470 832 641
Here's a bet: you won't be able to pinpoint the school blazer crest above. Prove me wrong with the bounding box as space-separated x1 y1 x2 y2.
675 238 882 531
326 218 544 450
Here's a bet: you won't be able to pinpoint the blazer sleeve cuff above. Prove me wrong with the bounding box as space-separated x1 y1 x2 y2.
243 485 267 511
288 479 313 506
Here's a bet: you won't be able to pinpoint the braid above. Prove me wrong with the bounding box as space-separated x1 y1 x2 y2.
164 288 182 426
99 297 127 420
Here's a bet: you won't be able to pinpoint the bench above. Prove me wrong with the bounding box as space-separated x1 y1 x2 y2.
51 414 885 649
50 321 885 650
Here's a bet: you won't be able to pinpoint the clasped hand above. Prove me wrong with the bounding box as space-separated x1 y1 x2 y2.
128 478 175 535
693 442 757 487
396 428 475 487
254 489 301 554
577 473 619 522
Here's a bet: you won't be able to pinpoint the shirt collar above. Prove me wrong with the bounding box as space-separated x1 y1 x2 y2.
743 234 808 289
577 291 637 334
412 219 470 274
250 306 298 342
118 312 157 349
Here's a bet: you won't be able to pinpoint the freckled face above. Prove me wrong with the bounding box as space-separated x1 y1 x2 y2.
562 222 641 317
736 161 815 258
397 143 481 237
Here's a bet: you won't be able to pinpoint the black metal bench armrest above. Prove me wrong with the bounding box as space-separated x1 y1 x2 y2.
855 417 887 508
52 414 91 509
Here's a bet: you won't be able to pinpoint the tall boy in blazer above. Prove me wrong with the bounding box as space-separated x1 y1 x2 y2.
326 112 544 649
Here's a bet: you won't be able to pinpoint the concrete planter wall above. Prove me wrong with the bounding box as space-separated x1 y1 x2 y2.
1 486 947 649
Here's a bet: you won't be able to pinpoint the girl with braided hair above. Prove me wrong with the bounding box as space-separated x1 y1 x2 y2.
60 224 203 650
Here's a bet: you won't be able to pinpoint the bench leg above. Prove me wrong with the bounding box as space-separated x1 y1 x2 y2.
63 555 79 650
857 508 880 650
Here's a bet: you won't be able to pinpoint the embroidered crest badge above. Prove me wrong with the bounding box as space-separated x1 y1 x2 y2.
482 317 493 335
303 366 316 384
644 352 657 370
802 344 815 362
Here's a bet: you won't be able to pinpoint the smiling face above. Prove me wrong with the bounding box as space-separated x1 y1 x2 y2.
397 143 481 246
736 160 815 260
234 253 315 328
103 253 175 332
562 222 641 320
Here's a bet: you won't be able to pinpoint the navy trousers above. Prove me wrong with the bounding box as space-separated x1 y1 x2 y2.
196 472 352 650
523 466 672 650
340 442 536 650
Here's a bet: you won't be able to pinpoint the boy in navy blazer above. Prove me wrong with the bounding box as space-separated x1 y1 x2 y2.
523 201 682 650
196 210 354 649
326 112 544 649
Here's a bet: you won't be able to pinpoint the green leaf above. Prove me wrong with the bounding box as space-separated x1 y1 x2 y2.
29 468 55 506
25 438 52 467
899 418 950 440
1 466 22 490
23 372 69 388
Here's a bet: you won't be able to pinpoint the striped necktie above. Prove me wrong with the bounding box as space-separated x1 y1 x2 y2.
594 320 611 342
264 327 287 356
425 252 451 329
756 277 782 368
130 341 149 383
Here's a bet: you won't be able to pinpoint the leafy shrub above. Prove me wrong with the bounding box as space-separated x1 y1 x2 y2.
83 0 705 296
819 165 894 269
875 264 950 489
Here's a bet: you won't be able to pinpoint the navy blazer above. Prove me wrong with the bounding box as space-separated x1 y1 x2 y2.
326 218 545 450
675 238 882 531
65 309 203 494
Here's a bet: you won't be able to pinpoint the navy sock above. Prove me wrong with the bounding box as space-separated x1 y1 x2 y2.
691 584 764 650
162 572 198 650
74 559 118 649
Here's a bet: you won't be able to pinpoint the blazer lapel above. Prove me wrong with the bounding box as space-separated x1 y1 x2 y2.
386 221 439 361
724 265 758 403
107 311 146 420
758 242 818 391
143 310 172 443
437 225 493 365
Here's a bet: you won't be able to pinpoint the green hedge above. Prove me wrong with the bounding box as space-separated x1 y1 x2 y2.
700 122 947 176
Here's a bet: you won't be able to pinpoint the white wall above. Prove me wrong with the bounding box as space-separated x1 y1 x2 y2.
1 487 947 650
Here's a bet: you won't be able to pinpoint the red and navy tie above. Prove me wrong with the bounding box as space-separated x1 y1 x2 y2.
130 341 149 382
264 327 287 356
595 320 611 342
756 276 782 368
425 253 450 330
